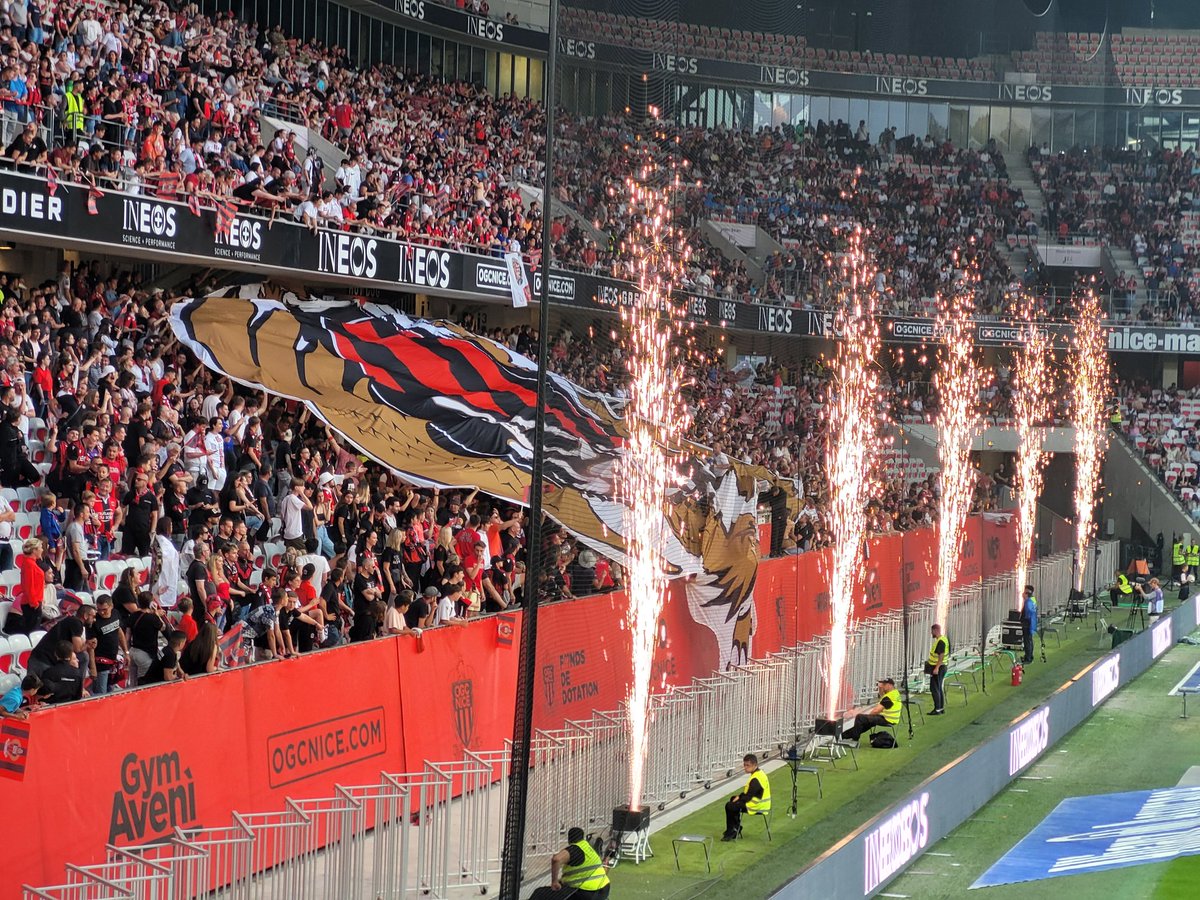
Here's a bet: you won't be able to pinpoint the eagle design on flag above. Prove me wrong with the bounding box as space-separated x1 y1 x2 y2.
170 285 791 669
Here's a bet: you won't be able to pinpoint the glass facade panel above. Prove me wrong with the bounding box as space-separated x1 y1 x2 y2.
968 105 990 149
809 95 830 128
907 102 928 139
948 104 969 147
989 105 1010 149
1159 111 1183 149
1031 108 1051 149
1073 108 1095 147
849 98 869 136
1052 109 1074 152
867 97 889 141
1008 106 1031 151
927 103 948 143
828 96 849 127
1184 113 1200 151
529 58 544 102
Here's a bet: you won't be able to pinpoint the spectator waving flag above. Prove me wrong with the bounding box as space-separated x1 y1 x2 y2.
218 621 251 669
0 718 31 781
215 198 237 238
187 194 202 217
86 179 104 215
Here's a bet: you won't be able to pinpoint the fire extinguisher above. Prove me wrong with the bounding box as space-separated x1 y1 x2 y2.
1011 663 1024 686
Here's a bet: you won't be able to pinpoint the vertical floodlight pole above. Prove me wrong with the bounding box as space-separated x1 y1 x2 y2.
500 3 560 897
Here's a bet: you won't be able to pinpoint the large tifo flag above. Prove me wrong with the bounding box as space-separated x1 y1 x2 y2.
168 286 783 587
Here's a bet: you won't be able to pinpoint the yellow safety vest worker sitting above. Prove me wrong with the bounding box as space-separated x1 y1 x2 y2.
1111 572 1134 606
545 828 610 899
723 753 771 840
842 677 902 742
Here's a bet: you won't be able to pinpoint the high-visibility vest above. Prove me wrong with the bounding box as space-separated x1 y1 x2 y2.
1188 545 1200 566
561 839 610 891
1173 543 1186 566
1116 573 1133 595
745 768 771 813
881 688 902 725
1110 409 1123 425
64 90 85 132
927 634 949 667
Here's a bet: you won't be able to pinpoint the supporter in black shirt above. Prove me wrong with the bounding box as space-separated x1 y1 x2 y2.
406 586 436 629
41 641 86 703
185 540 212 629
142 631 187 684
88 594 126 694
26 610 89 680
5 122 48 172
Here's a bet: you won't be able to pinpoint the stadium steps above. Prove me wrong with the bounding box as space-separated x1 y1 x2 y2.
1104 428 1197 545
1107 244 1153 311
1002 148 1047 227
697 219 772 285
258 114 337 193
513 182 609 247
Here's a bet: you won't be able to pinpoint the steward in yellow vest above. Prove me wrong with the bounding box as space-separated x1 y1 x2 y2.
842 677 902 742
723 753 771 840
548 827 610 898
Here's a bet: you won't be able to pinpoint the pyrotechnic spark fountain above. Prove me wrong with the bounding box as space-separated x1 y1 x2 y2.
1071 287 1111 592
933 283 987 627
824 227 881 721
618 132 691 812
1012 298 1054 607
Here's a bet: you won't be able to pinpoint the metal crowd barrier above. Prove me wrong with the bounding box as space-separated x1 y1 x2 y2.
24 542 1113 899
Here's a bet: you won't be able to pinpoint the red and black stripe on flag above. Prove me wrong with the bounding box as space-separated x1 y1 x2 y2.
215 199 237 237
0 718 31 781
496 613 516 648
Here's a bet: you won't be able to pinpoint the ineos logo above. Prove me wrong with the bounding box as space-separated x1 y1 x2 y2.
122 199 177 237
652 53 698 74
558 38 596 59
318 232 378 278
467 16 503 42
398 0 425 20
399 246 451 288
758 307 793 333
216 217 262 251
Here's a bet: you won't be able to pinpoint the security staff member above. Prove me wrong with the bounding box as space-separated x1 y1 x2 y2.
723 753 771 840
1110 570 1134 608
63 79 85 138
1172 540 1186 583
1021 584 1038 664
538 827 610 899
841 678 902 742
1187 543 1200 576
926 624 949 716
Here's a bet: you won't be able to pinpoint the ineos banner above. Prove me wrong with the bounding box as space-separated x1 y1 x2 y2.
3 171 1199 351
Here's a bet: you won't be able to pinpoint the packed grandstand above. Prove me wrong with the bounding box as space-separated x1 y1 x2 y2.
0 0 1188 686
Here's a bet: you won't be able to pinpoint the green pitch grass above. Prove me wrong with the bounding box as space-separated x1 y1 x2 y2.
883 627 1200 900
605 609 1197 900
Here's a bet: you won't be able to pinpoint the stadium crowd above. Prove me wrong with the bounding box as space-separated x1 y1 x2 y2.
1114 379 1200 523
1030 142 1200 322
0 0 1042 317
0 252 1012 701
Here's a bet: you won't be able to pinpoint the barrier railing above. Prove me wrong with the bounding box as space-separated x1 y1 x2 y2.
23 541 1111 899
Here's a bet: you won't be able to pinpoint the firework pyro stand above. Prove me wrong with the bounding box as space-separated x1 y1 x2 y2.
611 805 653 864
